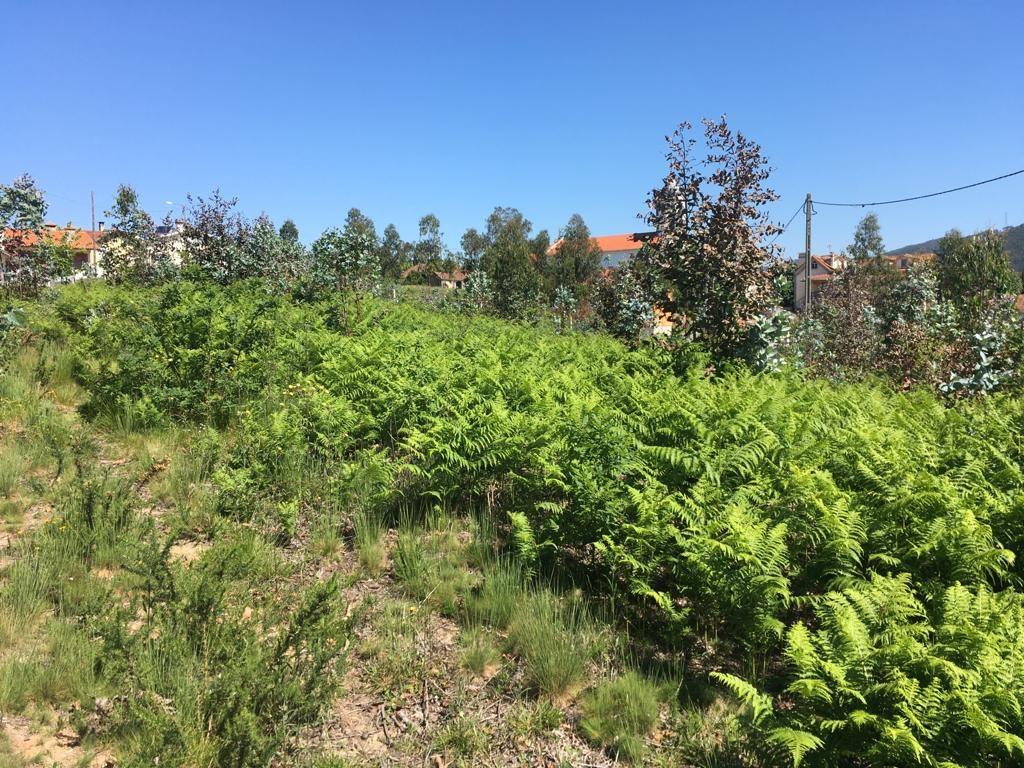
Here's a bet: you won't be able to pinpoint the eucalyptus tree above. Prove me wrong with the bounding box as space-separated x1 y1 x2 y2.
642 117 781 356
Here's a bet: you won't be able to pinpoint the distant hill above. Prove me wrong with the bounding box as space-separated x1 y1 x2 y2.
888 223 1024 271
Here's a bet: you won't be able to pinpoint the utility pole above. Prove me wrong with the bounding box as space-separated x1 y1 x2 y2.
804 193 812 309
90 190 97 268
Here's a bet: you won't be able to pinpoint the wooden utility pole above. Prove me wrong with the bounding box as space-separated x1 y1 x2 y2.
90 190 97 268
804 193 812 308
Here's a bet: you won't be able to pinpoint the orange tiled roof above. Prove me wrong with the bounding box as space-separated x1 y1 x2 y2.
795 253 844 276
4 225 103 251
547 232 652 256
883 252 937 267
592 233 646 253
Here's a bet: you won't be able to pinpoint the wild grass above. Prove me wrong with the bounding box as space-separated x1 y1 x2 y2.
579 672 663 763
431 713 489 765
463 557 525 629
507 591 601 700
0 445 24 498
673 696 753 768
0 548 50 647
459 626 501 677
352 508 387 577
0 498 21 525
506 699 564 739
311 510 344 560
359 600 428 697
0 621 98 713
158 428 221 504
393 521 476 616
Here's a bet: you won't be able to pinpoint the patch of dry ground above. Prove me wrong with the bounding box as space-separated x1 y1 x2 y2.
295 545 613 768
2 714 114 768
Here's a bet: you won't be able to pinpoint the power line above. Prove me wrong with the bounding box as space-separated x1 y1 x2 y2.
815 167 1024 208
769 200 806 245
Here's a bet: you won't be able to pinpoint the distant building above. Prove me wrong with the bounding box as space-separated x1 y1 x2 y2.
793 252 936 310
399 263 468 289
547 232 652 268
793 253 848 311
2 223 106 272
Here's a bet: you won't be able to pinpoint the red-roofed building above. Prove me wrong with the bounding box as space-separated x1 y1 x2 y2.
400 263 468 289
3 223 105 271
547 232 653 268
793 253 847 310
793 252 937 310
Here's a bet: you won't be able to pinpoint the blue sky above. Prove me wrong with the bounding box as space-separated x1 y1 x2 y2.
4 1 1022 257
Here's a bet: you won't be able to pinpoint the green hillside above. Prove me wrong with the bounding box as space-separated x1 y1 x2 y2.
889 222 1024 271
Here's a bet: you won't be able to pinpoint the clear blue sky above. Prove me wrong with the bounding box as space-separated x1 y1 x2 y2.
4 0 1022 257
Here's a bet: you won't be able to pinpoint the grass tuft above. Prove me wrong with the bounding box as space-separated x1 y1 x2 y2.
464 557 524 629
579 671 662 763
460 627 501 677
0 446 24 498
507 591 599 700
432 713 489 764
352 509 387 577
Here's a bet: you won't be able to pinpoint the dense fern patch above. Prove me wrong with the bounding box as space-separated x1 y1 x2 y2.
27 280 1024 767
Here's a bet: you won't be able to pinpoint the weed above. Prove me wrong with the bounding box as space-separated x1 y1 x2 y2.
579 672 662 763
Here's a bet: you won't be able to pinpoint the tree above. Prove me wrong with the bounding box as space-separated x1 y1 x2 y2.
594 259 659 342
460 228 488 270
0 174 66 296
937 229 1017 312
310 209 380 295
244 214 307 289
343 208 378 246
642 117 781 357
0 174 47 229
544 214 604 300
379 224 411 281
848 213 885 261
101 184 163 284
179 190 256 283
479 207 542 318
279 219 299 243
414 214 443 265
